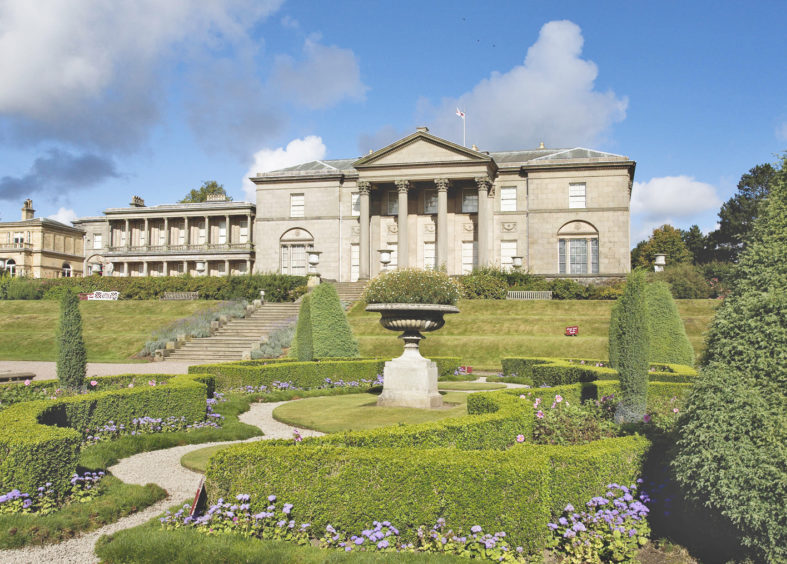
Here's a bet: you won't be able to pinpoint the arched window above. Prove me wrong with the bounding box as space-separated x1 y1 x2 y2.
279 228 314 276
62 262 73 277
4 259 15 276
558 221 599 274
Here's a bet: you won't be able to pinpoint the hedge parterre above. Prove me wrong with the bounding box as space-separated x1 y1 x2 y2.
0 471 105 516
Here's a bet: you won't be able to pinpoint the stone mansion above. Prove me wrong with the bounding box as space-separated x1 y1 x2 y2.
250 128 635 282
2 129 635 281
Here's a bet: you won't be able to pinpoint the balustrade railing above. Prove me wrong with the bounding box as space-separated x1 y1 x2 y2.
106 242 252 254
0 242 32 251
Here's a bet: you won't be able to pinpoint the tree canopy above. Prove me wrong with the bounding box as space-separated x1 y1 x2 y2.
630 224 692 269
179 181 232 203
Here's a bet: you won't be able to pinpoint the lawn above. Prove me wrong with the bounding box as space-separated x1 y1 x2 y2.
0 300 218 362
348 299 719 370
271 391 469 434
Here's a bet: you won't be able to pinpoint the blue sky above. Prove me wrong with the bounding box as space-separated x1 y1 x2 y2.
0 0 785 245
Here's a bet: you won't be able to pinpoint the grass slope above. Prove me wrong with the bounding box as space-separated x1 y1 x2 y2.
0 300 217 362
348 299 718 370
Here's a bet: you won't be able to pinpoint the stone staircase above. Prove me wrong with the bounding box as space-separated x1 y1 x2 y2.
164 302 301 363
330 281 368 304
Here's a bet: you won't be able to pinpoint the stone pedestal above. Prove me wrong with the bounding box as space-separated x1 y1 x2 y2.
377 344 442 409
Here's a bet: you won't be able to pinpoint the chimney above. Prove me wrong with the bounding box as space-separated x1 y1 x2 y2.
129 196 145 207
539 142 545 149
206 193 227 202
21 199 35 220
416 126 429 133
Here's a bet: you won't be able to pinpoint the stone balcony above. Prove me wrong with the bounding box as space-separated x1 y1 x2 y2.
0 242 32 252
105 242 253 256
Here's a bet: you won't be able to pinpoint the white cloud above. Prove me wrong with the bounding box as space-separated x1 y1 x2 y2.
48 207 78 226
0 0 283 150
242 136 327 201
631 176 721 218
426 20 627 150
271 38 368 109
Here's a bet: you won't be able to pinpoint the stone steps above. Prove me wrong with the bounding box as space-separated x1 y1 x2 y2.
164 302 300 362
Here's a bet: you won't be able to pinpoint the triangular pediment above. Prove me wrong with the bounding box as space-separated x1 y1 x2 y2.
353 131 491 169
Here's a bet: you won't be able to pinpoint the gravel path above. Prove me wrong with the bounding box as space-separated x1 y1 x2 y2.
0 361 196 381
0 401 323 564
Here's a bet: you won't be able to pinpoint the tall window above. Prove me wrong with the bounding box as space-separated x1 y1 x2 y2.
13 232 24 245
218 220 227 244
569 183 586 208
178 227 185 245
198 225 206 244
290 194 305 218
423 242 436 270
351 244 360 282
462 190 478 213
240 220 249 243
61 263 72 277
351 193 360 217
500 240 517 270
423 190 437 214
386 192 398 215
500 187 517 212
93 234 103 250
558 238 599 274
461 241 477 274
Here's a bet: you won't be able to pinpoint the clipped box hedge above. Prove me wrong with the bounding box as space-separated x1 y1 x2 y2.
500 356 696 387
189 357 462 391
0 373 212 496
206 385 655 552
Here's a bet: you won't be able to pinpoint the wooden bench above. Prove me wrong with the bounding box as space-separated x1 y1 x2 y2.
506 290 553 300
0 371 35 383
161 292 200 300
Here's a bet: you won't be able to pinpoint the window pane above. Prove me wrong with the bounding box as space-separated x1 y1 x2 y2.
591 238 599 274
501 241 517 269
281 246 289 274
290 194 305 218
461 241 477 274
387 192 398 215
424 242 436 270
351 244 360 281
351 193 360 217
500 187 516 212
462 190 478 213
291 245 306 275
569 239 588 274
569 183 586 209
559 239 566 274
93 234 103 249
424 190 437 214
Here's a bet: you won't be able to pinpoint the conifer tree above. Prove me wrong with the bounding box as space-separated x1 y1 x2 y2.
57 290 87 389
291 294 313 361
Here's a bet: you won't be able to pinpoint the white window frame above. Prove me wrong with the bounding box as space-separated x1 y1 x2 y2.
461 241 478 274
500 186 517 212
423 190 437 214
93 234 103 250
218 220 227 244
240 220 249 243
462 190 478 213
569 183 586 209
423 242 436 270
198 226 206 244
558 237 598 274
351 193 360 217
350 243 360 281
290 193 305 218
500 240 517 270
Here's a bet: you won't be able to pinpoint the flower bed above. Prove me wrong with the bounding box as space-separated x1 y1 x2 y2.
498 357 697 387
206 381 689 553
0 373 213 495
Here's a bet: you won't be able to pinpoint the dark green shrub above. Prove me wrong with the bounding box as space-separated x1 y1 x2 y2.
608 270 650 422
310 284 358 358
363 269 461 305
645 282 694 366
673 157 787 562
57 290 87 390
291 295 313 361
3 277 43 299
458 272 507 299
548 278 588 300
651 263 711 299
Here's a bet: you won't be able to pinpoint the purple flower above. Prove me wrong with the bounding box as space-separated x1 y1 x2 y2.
471 525 482 533
377 540 389 549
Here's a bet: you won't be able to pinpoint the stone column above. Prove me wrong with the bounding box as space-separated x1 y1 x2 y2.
204 216 210 245
123 262 129 276
163 260 168 276
143 218 149 248
245 259 251 273
182 260 188 275
142 261 148 276
224 259 230 276
435 178 450 269
247 213 252 244
225 214 230 245
184 217 190 246
475 176 491 267
163 217 169 247
358 180 371 279
124 219 130 249
395 179 410 268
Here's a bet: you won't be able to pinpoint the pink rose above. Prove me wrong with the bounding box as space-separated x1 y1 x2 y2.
672 408 679 413
516 434 525 443
90 380 98 387
555 395 563 403
519 394 527 399
24 379 30 386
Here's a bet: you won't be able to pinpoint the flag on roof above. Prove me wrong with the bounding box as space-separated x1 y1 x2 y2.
456 108 465 119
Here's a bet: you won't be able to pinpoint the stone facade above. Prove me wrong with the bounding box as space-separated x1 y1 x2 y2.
73 195 255 277
0 199 85 278
251 129 635 281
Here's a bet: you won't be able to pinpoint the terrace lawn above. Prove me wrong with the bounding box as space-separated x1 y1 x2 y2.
348 298 719 371
0 300 219 362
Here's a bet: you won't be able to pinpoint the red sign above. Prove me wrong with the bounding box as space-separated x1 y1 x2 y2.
565 326 579 336
190 477 207 517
